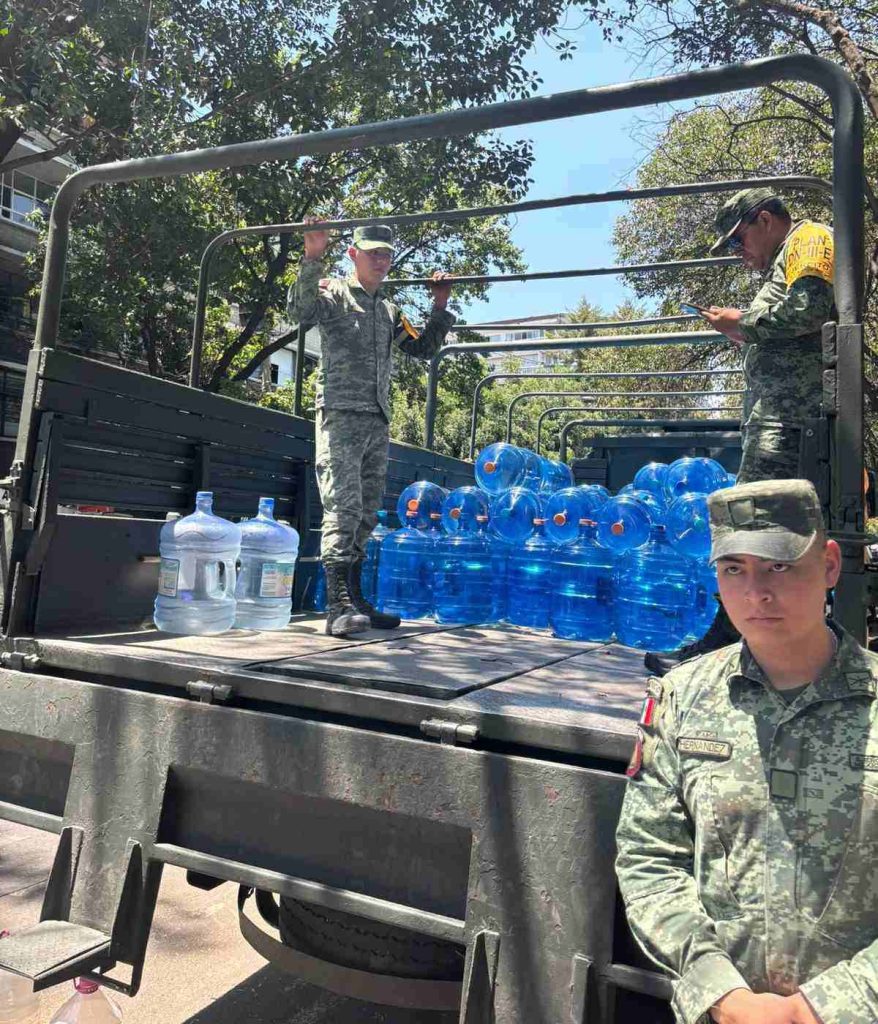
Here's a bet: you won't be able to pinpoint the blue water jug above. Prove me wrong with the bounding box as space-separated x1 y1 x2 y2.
376 512 434 619
544 485 608 545
433 514 493 623
634 461 669 500
723 472 737 488
539 456 574 494
507 518 555 629
361 509 393 604
549 519 615 642
154 491 241 635
686 563 719 644
309 562 327 612
665 492 712 561
489 487 541 544
234 497 300 630
489 534 512 623
475 442 528 494
397 481 448 531
664 456 727 502
613 526 697 651
441 486 490 534
595 493 660 554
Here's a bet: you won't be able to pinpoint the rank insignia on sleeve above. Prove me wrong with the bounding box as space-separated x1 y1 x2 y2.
400 313 418 339
626 728 644 778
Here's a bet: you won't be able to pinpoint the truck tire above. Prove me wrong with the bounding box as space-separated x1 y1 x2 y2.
278 897 465 981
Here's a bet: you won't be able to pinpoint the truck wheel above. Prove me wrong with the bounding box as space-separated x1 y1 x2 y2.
278 897 465 981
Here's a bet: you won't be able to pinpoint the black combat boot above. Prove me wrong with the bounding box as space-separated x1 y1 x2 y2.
644 604 741 677
349 558 401 629
325 563 370 637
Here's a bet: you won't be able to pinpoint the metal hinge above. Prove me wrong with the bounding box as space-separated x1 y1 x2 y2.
0 652 41 672
420 719 480 746
186 679 233 704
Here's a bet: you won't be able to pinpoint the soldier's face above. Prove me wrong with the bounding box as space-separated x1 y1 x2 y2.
732 211 776 271
349 245 393 289
716 539 841 646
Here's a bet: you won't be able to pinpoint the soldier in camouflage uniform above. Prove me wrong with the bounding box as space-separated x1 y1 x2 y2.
617 478 878 1024
704 188 835 484
287 219 454 636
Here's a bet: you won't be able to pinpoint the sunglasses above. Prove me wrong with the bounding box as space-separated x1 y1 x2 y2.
725 211 760 253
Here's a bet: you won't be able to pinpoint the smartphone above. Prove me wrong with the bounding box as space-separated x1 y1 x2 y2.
681 301 709 315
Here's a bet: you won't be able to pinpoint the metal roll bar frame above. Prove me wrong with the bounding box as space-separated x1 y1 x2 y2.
505 388 746 446
23 54 866 635
559 417 743 462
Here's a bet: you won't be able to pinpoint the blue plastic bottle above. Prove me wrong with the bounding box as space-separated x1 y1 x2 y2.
433 514 493 623
396 481 448 532
489 534 512 623
665 492 712 561
441 486 490 534
376 512 434 619
538 456 574 495
154 492 241 635
633 461 669 501
234 497 300 630
544 485 608 546
475 442 527 494
613 525 697 651
361 509 393 604
507 518 555 629
489 487 541 545
686 563 719 645
309 562 327 612
595 493 660 554
664 456 728 502
549 518 615 642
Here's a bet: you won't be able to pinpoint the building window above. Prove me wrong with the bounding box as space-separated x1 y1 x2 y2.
0 171 53 227
270 362 279 385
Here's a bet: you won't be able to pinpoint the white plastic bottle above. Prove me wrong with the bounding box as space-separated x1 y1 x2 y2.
234 497 299 630
49 979 121 1024
153 491 241 635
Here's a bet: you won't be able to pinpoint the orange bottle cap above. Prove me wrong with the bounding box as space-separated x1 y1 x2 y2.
450 507 461 520
407 498 419 511
552 512 567 526
611 521 624 536
484 461 497 473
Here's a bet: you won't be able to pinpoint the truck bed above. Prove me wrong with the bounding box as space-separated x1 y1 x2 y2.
12 617 647 764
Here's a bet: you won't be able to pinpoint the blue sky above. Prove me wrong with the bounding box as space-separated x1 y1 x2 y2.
463 26 649 325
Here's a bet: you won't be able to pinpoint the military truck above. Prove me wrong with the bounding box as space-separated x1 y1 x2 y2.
0 54 866 1023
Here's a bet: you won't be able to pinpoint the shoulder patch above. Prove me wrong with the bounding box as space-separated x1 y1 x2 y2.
399 313 418 340
846 671 877 696
785 222 834 287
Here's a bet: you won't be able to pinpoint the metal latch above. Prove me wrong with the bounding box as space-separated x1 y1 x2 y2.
186 679 233 704
0 652 41 672
420 719 480 746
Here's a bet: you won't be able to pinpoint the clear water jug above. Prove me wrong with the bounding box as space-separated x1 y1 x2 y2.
507 518 555 629
549 519 615 642
664 456 727 502
362 509 393 604
154 491 240 635
441 486 490 534
376 512 433 619
633 461 669 500
475 442 527 494
614 526 696 651
595 493 660 554
489 487 541 544
396 481 448 532
48 979 121 1024
538 456 574 494
665 492 711 561
433 515 493 623
234 497 299 630
544 485 608 546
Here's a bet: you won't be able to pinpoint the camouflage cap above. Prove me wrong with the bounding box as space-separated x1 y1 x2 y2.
708 478 824 564
709 187 779 255
353 224 394 251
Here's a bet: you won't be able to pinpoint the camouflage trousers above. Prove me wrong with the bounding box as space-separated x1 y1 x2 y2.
315 408 389 566
736 413 803 485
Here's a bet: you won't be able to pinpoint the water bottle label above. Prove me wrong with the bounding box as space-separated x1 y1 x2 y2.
158 557 180 597
259 561 294 598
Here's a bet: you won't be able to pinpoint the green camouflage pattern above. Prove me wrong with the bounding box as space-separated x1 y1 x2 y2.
710 187 779 254
287 258 455 422
315 408 389 565
736 220 835 482
616 627 878 1024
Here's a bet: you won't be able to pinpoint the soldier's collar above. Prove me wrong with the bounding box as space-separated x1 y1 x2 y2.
347 272 385 298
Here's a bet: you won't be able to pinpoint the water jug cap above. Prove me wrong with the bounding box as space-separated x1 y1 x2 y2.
483 461 497 473
611 521 625 536
449 507 461 520
552 512 567 526
407 498 419 511
196 491 213 502
75 978 99 994
258 497 275 516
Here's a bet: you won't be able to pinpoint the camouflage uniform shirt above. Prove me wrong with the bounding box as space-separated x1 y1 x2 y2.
616 626 878 1024
739 220 835 423
287 258 456 422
